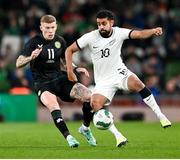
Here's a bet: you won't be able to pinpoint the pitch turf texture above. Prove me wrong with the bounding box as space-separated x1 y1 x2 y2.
0 122 179 159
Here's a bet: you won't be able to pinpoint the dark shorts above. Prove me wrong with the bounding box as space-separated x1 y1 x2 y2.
34 73 76 104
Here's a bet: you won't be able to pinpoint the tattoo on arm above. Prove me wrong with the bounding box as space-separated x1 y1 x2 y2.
70 83 91 102
16 55 32 68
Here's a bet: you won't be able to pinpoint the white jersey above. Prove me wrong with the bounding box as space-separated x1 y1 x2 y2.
77 27 131 83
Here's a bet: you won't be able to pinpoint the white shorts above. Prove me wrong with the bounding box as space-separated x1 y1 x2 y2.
92 68 134 105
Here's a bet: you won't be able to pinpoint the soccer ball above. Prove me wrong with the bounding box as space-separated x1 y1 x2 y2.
93 109 114 130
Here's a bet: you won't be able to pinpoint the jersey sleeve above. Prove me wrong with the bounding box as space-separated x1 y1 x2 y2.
117 27 132 40
76 32 91 50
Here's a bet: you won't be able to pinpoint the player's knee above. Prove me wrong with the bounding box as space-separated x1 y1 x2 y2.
40 91 60 111
91 99 103 112
41 100 60 111
83 92 91 102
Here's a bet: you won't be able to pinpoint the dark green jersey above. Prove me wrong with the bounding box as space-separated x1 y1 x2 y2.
20 34 66 82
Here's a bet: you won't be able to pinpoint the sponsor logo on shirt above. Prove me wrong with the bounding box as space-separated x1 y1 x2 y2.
37 44 43 49
46 60 55 63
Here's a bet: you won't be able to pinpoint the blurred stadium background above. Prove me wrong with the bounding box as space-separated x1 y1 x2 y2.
0 0 179 123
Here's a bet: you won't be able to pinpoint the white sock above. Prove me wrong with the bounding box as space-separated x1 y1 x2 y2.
143 94 164 119
66 135 72 140
108 124 124 140
81 124 89 131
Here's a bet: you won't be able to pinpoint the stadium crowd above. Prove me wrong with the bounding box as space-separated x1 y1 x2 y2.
0 0 179 96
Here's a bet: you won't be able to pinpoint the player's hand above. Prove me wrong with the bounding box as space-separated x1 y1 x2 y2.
153 27 163 36
31 47 42 60
67 71 78 82
75 67 89 77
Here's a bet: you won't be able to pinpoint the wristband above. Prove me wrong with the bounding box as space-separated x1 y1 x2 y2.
73 67 78 72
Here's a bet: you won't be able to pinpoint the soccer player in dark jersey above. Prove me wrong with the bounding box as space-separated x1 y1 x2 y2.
16 15 96 147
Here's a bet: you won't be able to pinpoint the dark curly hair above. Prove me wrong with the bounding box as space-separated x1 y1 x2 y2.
96 10 115 20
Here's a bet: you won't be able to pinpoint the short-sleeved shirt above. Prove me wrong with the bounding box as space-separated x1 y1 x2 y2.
20 34 76 102
76 27 131 83
20 34 67 83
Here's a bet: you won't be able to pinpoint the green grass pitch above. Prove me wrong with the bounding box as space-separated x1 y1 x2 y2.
0 121 180 159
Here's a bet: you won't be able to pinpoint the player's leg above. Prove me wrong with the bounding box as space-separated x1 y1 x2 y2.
127 74 171 128
70 82 91 102
109 123 128 147
70 83 94 127
70 83 97 146
78 102 97 146
62 81 94 127
91 93 107 111
40 91 79 147
91 93 127 147
82 102 94 127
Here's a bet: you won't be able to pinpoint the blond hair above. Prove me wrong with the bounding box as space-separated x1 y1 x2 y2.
40 15 56 23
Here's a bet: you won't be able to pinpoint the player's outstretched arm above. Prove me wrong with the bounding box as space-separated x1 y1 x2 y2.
16 47 42 68
65 42 80 82
16 55 33 68
130 27 163 39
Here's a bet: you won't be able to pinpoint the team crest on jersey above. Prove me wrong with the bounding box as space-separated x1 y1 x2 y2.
55 41 61 48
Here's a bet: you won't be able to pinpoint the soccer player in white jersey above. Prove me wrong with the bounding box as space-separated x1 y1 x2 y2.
65 10 171 147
